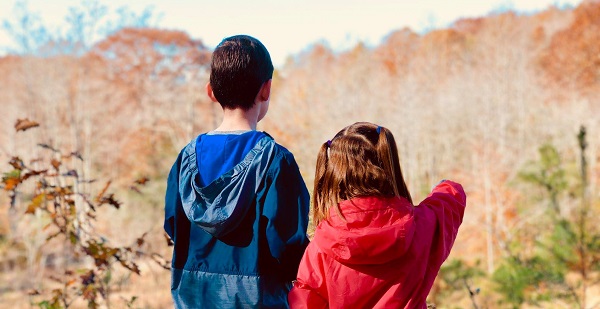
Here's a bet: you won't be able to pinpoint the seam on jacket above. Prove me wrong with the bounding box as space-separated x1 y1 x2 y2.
266 146 291 179
172 267 262 277
337 206 409 215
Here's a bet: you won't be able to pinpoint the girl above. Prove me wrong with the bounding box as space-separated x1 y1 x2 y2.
288 122 466 309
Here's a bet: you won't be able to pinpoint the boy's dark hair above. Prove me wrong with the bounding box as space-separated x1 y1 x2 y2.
209 35 274 110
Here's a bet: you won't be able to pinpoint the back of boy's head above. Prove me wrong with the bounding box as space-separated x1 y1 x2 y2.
313 122 413 224
209 35 274 110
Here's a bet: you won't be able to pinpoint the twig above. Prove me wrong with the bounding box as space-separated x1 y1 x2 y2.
462 278 480 309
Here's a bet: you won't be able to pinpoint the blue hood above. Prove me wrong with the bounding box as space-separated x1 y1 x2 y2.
178 135 277 238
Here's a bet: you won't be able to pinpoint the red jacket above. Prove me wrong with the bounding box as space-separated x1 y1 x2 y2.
288 180 466 309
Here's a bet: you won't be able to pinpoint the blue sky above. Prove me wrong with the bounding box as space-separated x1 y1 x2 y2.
0 0 582 67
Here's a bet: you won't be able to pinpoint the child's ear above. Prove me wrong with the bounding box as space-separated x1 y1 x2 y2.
258 79 272 102
206 82 218 102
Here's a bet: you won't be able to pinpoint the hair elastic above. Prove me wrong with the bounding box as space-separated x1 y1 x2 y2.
376 126 382 134
326 140 332 147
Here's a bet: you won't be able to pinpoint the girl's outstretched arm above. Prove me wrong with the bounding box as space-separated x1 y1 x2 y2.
419 180 467 266
288 243 328 309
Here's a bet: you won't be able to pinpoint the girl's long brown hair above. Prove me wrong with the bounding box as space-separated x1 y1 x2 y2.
312 122 412 225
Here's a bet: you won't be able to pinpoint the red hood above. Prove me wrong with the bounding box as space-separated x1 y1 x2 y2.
313 196 415 265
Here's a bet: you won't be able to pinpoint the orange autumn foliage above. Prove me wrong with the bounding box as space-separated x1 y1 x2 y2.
539 1 600 94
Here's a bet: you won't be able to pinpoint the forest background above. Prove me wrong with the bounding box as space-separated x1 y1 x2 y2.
0 0 599 308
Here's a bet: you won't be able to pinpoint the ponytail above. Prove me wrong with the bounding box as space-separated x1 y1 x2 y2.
313 142 330 225
376 126 413 204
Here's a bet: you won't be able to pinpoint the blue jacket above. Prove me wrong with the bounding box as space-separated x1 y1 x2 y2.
164 133 310 308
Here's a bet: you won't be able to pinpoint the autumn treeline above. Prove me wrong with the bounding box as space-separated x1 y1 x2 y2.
1 0 599 307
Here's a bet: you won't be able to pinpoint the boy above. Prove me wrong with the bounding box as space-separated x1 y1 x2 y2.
164 35 310 309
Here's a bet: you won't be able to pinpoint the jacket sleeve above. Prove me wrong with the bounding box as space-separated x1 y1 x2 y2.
262 152 311 282
288 243 328 309
420 180 466 266
164 151 183 241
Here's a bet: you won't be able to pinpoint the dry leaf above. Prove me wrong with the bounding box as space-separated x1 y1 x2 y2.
134 176 149 185
51 159 61 170
15 118 39 132
9 157 25 170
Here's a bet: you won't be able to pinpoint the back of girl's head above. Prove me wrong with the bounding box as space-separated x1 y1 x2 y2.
313 122 412 225
209 35 274 111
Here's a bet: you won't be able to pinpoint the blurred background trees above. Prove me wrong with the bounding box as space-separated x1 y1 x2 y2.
1 0 599 307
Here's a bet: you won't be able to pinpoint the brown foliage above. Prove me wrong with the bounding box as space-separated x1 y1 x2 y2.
539 1 600 94
93 27 209 77
417 29 469 76
1 122 167 308
452 17 485 35
375 28 419 75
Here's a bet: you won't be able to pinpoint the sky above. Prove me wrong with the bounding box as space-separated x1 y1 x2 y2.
0 0 583 67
